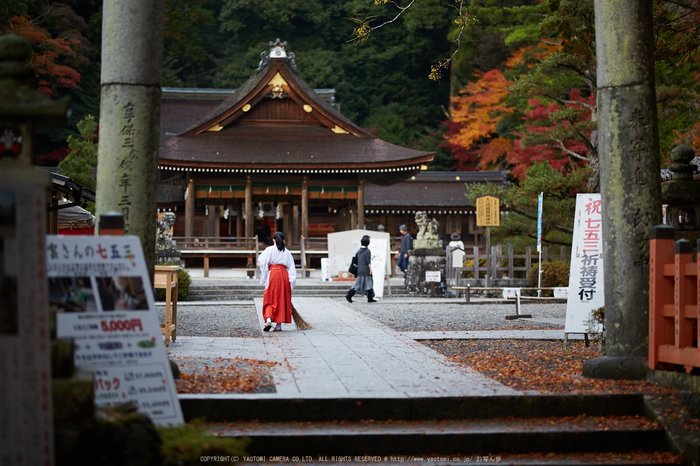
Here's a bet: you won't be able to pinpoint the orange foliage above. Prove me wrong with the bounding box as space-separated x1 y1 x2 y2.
477 136 513 171
3 15 84 95
448 69 513 151
504 42 561 70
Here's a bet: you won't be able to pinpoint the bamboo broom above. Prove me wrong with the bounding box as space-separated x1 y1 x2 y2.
292 305 313 330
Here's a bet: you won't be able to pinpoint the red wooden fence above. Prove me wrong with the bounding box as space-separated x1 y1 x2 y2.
648 225 700 372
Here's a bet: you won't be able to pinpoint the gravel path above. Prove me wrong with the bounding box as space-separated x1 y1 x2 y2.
341 300 566 332
157 300 567 337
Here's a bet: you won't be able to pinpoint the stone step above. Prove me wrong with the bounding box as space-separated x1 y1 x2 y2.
180 394 647 423
206 417 670 460
186 395 679 463
185 282 412 300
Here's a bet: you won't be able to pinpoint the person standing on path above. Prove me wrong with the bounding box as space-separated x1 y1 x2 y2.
447 232 465 268
258 231 296 331
398 224 412 279
346 235 376 303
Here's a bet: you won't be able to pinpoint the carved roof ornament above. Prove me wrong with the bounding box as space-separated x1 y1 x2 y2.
256 38 298 74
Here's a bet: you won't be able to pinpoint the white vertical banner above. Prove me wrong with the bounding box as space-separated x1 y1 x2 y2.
537 192 543 253
565 194 605 334
368 237 388 299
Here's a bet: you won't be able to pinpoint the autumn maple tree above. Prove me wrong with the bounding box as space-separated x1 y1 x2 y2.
2 8 91 96
445 69 513 171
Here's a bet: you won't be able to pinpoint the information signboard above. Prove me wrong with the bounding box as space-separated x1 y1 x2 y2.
47 235 184 425
564 194 605 334
425 271 441 282
476 195 500 227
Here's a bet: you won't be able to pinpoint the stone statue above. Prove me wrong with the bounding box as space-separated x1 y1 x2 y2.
413 211 442 249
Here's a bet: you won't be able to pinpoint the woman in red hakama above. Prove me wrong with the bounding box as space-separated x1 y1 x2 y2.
258 231 296 332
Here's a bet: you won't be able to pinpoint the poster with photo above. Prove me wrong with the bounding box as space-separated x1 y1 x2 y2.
47 235 184 426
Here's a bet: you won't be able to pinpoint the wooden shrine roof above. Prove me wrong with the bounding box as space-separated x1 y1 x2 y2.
157 41 433 185
365 171 508 208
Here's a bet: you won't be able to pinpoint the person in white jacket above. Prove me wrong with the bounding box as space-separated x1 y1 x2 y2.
258 231 296 331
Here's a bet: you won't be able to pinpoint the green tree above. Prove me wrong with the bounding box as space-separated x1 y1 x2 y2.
163 0 219 87
58 115 98 211
467 162 590 246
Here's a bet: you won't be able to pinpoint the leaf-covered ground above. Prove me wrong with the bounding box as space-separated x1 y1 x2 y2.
173 356 277 394
424 339 675 395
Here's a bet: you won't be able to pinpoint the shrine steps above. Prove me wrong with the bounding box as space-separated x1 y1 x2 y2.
186 281 412 301
184 394 684 464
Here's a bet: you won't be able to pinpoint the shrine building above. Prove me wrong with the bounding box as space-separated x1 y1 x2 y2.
157 40 503 263
157 39 434 247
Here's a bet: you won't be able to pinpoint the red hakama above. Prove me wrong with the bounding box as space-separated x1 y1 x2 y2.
262 264 292 324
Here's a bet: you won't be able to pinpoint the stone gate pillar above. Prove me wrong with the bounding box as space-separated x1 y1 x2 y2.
96 0 166 278
584 0 663 379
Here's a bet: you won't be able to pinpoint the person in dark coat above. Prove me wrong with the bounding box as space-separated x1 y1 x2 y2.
398 224 412 278
345 235 376 303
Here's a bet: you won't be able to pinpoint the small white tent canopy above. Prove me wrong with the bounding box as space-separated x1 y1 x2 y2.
57 198 95 233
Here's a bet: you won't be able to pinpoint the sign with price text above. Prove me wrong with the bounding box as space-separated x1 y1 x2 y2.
476 195 500 227
47 235 183 425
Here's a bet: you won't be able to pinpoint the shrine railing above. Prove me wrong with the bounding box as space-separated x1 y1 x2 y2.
174 236 258 250
648 225 700 372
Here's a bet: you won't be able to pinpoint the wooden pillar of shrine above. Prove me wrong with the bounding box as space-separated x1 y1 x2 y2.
283 203 293 246
235 201 242 238
245 176 253 238
185 174 194 238
350 207 357 231
358 178 365 230
292 205 299 245
301 177 308 240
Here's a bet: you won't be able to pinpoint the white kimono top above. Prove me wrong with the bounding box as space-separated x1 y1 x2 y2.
258 245 297 290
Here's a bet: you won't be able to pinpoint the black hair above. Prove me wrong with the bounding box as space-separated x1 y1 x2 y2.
272 231 286 251
361 235 370 247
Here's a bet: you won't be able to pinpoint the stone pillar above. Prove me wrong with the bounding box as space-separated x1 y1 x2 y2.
185 174 194 238
96 0 165 278
358 178 365 230
301 177 308 240
583 0 662 380
245 176 253 238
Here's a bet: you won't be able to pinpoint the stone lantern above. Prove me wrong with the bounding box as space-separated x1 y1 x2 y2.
662 144 700 244
0 32 70 466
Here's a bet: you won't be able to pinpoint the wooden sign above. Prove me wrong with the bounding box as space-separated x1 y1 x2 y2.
476 195 500 227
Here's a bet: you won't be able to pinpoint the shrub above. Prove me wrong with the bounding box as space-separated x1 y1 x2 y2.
156 266 191 301
157 419 249 465
528 261 570 288
461 258 487 279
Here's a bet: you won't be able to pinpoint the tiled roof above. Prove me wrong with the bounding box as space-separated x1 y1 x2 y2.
365 171 508 207
157 43 433 179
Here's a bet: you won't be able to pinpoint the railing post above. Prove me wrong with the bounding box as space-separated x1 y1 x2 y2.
473 246 480 283
648 225 676 370
525 246 532 278
675 240 694 365
508 245 514 278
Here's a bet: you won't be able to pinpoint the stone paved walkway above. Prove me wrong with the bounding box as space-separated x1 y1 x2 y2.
167 297 520 399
